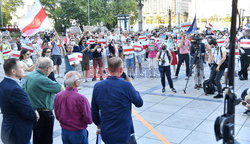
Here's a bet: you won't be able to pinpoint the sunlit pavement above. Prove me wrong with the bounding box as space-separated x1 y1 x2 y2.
0 59 250 144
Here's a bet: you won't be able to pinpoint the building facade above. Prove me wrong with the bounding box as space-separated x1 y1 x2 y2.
142 0 192 25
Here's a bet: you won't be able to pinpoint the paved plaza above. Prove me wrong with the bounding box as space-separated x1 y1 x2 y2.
0 59 250 144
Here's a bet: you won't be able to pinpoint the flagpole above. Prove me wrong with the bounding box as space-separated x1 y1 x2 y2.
88 0 90 26
0 0 3 28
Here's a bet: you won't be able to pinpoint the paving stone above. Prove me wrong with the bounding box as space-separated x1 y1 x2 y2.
162 114 204 130
144 125 192 144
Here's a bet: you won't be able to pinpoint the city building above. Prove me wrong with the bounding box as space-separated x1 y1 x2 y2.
142 0 192 25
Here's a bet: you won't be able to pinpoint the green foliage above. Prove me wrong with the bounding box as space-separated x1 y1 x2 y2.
40 0 139 31
1 0 23 26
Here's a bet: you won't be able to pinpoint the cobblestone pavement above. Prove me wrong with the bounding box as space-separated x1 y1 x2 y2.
0 58 249 144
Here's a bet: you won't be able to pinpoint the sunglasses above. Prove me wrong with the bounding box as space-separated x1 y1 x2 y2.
46 51 51 53
26 53 31 55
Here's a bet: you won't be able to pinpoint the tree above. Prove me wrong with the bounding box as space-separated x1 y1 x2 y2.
38 0 138 31
1 0 23 26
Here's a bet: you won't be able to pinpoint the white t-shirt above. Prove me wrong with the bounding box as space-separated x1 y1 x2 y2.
157 51 170 66
132 41 145 56
123 45 134 59
212 46 227 64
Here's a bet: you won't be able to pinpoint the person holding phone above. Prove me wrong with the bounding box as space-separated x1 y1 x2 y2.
175 34 191 80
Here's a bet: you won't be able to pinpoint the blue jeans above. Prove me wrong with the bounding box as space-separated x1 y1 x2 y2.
126 57 135 68
61 128 88 144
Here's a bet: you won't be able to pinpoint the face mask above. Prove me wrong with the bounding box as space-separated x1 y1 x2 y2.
3 40 7 43
218 35 223 38
71 41 76 45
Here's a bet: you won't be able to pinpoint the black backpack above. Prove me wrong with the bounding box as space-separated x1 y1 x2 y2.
203 79 215 95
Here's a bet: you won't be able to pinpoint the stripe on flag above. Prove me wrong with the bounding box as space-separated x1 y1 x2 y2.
73 53 83 61
21 8 47 34
18 0 53 36
2 49 12 56
123 46 134 55
240 39 250 48
68 54 79 65
10 51 21 59
139 36 146 41
22 45 34 53
134 45 143 51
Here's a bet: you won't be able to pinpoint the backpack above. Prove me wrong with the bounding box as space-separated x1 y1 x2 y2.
203 79 215 94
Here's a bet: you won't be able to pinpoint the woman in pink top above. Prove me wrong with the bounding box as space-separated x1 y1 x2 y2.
147 38 159 77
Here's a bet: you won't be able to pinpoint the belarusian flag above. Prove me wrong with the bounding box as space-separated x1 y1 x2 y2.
18 0 53 36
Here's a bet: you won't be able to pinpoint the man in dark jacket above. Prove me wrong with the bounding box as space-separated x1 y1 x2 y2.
91 57 143 144
0 58 39 144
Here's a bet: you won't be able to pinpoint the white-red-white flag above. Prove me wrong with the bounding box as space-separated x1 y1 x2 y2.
206 23 215 30
68 54 79 65
18 0 53 36
181 22 192 30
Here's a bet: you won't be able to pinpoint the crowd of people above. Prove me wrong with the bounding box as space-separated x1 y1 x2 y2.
0 25 249 143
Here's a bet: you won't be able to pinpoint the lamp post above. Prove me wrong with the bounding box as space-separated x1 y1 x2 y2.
0 0 3 28
88 0 90 26
168 7 172 32
138 0 144 32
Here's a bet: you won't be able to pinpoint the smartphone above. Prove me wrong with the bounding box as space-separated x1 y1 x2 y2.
242 101 247 106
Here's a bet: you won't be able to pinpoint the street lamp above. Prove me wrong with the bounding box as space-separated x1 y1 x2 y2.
88 0 90 26
138 0 144 32
0 0 3 28
168 7 172 32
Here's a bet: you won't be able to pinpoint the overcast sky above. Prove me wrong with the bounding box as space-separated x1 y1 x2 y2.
189 0 250 18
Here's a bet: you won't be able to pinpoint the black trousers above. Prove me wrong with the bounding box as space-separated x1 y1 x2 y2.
209 65 225 94
159 66 174 89
33 111 54 144
238 54 250 79
175 53 189 77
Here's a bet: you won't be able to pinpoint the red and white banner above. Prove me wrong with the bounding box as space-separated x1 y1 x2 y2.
217 39 225 46
123 46 134 55
240 39 250 48
10 51 21 59
133 45 143 51
98 40 106 45
73 52 83 61
181 22 191 30
87 39 95 45
139 36 146 41
2 49 12 57
18 0 53 36
22 45 34 53
68 54 79 65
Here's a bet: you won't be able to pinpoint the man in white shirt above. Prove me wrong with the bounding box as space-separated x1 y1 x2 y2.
132 36 144 76
208 39 227 98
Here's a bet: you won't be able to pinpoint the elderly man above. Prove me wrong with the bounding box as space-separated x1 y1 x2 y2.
23 57 64 144
0 58 39 144
54 71 92 144
91 57 143 144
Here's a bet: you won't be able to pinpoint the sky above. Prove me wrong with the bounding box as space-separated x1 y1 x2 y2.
189 0 250 18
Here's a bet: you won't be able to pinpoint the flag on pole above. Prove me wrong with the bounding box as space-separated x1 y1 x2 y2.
206 22 215 33
181 22 192 30
18 0 53 36
186 15 197 34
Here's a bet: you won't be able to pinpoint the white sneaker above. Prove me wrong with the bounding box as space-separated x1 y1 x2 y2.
58 74 63 78
185 76 188 80
55 74 59 78
173 76 178 79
